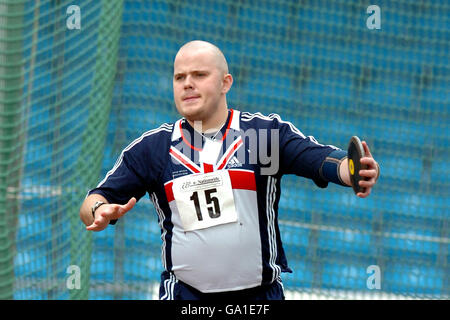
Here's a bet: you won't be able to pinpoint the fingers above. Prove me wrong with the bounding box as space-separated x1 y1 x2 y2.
358 167 377 187
86 223 102 231
100 198 136 220
356 144 377 198
356 188 371 198
358 167 378 179
120 197 136 214
99 205 123 220
86 217 109 232
360 145 380 184
360 157 377 170
86 197 137 232
361 141 372 157
355 178 374 198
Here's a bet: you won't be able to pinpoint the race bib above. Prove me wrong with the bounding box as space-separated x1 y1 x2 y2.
172 170 237 232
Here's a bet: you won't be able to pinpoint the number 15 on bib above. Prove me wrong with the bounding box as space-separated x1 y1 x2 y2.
172 170 238 232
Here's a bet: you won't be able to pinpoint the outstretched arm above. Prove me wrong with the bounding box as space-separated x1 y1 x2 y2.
339 141 380 198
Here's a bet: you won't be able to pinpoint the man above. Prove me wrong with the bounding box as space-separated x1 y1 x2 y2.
79 40 380 300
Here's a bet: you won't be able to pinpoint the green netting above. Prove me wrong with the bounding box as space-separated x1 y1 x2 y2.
0 0 448 300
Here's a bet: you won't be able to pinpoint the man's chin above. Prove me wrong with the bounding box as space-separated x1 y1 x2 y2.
179 106 205 122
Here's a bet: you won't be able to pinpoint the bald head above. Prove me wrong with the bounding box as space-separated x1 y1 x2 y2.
174 40 229 75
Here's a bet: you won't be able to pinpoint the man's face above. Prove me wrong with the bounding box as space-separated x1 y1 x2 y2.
173 48 226 123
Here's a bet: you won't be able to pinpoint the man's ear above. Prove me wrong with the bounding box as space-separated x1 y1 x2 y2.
222 73 233 94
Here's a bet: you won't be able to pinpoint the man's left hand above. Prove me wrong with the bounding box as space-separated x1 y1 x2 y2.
356 141 380 198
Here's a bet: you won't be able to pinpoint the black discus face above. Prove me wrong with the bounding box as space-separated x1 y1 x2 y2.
348 136 368 194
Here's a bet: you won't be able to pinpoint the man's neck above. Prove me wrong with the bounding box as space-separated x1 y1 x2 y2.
186 107 229 134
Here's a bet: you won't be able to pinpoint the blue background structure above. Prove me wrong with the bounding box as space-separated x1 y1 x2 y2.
12 0 449 299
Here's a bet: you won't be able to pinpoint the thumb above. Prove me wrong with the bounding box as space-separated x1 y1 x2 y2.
118 197 137 215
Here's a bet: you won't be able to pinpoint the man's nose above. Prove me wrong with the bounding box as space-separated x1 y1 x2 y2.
183 75 194 89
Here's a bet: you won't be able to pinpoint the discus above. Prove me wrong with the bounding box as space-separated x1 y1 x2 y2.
347 136 368 194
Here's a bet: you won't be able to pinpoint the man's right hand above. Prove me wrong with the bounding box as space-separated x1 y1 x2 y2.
86 197 136 232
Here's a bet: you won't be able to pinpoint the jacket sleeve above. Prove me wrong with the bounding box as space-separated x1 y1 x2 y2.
273 114 341 188
88 128 170 204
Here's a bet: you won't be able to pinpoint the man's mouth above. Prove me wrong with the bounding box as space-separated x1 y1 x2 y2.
183 95 200 102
